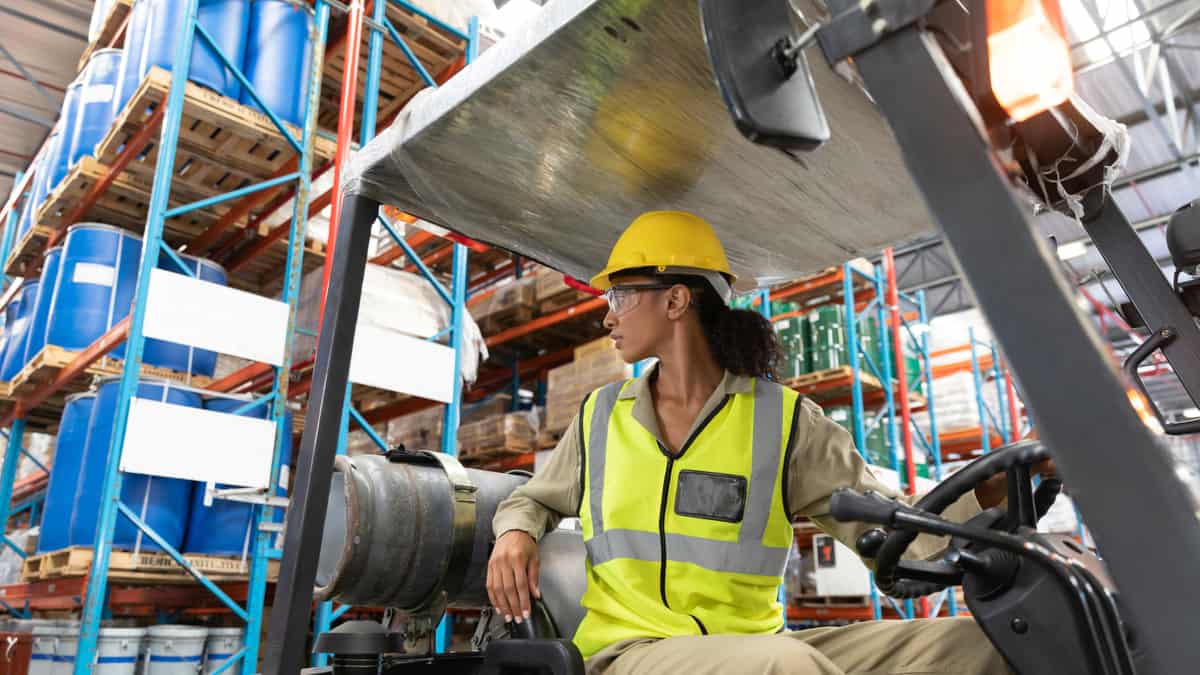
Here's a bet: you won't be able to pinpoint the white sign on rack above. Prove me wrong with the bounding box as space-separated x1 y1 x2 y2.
349 325 455 402
143 268 289 366
120 398 277 488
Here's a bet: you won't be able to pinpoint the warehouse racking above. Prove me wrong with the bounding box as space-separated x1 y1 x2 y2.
0 1 480 673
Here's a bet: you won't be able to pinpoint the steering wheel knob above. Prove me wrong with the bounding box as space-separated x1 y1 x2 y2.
856 528 888 559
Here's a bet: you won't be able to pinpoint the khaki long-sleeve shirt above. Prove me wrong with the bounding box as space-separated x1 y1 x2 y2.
494 367 981 561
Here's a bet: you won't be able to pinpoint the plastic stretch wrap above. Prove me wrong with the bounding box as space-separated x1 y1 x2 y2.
293 264 488 383
339 0 935 292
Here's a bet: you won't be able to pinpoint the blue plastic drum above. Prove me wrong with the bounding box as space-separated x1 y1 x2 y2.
68 49 123 168
0 282 30 379
240 0 314 128
113 0 152 117
46 223 141 359
143 0 250 100
143 253 226 376
0 281 40 381
183 396 292 555
16 133 56 244
69 377 201 550
47 81 83 189
36 392 96 553
13 180 36 247
23 247 63 365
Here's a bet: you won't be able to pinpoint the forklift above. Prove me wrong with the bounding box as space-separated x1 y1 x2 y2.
263 0 1200 673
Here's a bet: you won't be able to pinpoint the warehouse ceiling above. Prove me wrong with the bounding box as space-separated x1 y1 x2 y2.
890 0 1200 319
0 0 90 201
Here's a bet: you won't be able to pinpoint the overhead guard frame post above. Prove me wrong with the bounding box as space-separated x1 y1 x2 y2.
263 192 379 675
845 17 1200 671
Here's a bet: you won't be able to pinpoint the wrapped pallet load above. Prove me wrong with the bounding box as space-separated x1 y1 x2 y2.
541 337 634 447
470 276 536 334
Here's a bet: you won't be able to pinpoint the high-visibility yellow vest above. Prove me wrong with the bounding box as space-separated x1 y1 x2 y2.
574 378 801 658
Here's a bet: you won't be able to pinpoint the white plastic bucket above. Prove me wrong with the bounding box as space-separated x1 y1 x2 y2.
201 628 243 675
146 626 208 675
29 623 57 675
96 627 146 675
51 622 80 675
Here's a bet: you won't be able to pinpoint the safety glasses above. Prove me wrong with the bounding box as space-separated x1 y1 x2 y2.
604 283 675 316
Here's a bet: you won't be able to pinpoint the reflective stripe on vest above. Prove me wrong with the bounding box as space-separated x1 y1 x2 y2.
584 379 789 576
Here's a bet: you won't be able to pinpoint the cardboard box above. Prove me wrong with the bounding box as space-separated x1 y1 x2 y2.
574 337 614 360
533 266 571 301
387 405 446 452
542 350 634 434
458 412 538 453
470 278 535 322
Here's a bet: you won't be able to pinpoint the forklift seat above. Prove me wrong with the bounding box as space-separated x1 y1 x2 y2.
534 529 589 640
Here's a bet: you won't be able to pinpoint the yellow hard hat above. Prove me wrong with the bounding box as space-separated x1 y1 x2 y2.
590 211 736 291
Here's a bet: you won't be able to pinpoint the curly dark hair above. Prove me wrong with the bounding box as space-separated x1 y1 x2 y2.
615 269 783 379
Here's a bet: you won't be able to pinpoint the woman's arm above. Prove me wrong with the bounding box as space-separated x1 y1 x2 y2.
492 413 583 541
786 398 982 563
488 412 583 623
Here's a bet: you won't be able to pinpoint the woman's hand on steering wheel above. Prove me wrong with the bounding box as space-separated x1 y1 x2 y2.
974 458 1057 509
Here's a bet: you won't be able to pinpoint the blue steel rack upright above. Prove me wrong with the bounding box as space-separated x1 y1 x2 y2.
52 1 333 673
841 257 954 621
307 2 479 663
967 327 1024 451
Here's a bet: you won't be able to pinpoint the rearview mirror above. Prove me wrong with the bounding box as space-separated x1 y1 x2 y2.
700 0 830 151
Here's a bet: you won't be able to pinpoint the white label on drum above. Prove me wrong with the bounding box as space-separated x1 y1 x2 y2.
279 465 289 491
73 262 116 287
82 83 115 104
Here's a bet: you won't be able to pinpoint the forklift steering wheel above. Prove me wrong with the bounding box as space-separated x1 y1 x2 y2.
864 441 1061 599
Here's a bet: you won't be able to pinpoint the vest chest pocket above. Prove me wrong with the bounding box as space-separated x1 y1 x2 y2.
674 470 747 523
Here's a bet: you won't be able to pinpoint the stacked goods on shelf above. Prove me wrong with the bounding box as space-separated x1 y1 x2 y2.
293 265 487 381
532 266 589 314
387 405 447 454
113 0 313 125
37 393 95 553
910 370 1008 438
822 404 930 476
470 277 536 333
0 281 39 382
807 305 848 372
542 338 634 446
774 302 810 380
4 224 231 381
380 395 518 456
70 378 201 552
458 410 538 461
182 395 291 556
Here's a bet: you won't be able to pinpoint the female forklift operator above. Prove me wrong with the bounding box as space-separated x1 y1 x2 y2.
487 211 1019 674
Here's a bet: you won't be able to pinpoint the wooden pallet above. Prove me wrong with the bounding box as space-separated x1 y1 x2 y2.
459 436 535 460
3 225 55 277
476 306 536 336
21 546 279 584
9 344 213 399
460 446 535 468
319 2 467 133
76 0 134 72
537 290 590 316
24 66 337 291
784 366 883 401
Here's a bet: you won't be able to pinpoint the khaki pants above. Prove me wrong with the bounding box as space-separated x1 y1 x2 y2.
589 617 1011 675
